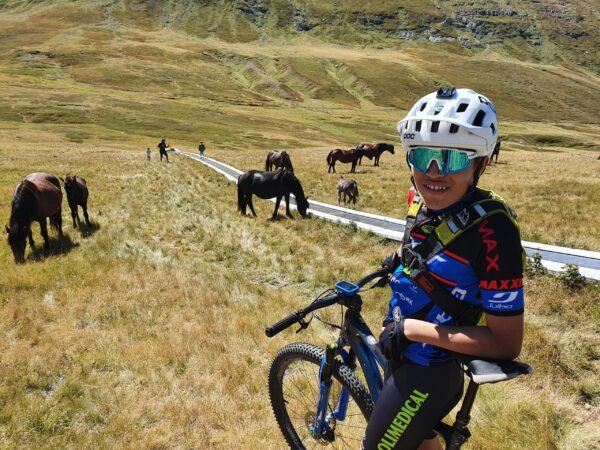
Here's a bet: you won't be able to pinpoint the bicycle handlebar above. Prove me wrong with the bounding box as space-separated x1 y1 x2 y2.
265 267 390 338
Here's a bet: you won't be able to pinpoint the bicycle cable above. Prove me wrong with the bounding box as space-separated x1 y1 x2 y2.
311 288 344 330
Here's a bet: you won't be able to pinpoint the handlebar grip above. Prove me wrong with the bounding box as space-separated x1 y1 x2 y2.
265 312 302 338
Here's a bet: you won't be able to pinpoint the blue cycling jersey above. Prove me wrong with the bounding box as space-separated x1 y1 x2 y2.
385 188 525 366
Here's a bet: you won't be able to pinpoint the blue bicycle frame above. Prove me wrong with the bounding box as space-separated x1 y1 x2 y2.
312 294 386 436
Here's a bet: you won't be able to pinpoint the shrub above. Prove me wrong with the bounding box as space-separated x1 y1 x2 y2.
557 264 586 290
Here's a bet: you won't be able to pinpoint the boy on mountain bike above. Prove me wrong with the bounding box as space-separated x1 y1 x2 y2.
362 88 525 450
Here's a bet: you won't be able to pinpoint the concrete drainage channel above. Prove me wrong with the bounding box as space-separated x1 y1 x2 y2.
177 150 600 281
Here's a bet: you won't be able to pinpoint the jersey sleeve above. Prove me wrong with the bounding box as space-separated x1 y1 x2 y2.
474 212 525 316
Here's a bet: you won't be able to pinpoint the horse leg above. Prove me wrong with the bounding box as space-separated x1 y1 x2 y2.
284 194 293 218
39 218 50 249
351 162 356 173
271 196 283 220
338 190 341 205
71 207 78 228
375 156 379 167
247 195 257 217
82 203 90 226
27 228 35 247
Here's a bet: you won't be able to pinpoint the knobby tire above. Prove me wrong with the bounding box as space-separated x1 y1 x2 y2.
268 342 373 450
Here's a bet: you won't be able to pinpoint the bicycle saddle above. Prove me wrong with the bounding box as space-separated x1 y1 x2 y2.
462 358 533 385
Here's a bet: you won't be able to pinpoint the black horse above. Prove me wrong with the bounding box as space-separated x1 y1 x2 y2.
62 175 90 228
237 170 309 220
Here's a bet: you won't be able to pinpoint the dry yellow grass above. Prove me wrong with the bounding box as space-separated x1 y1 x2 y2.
1 2 599 447
1 130 598 449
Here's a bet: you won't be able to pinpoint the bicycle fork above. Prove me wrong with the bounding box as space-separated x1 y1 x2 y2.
311 343 354 441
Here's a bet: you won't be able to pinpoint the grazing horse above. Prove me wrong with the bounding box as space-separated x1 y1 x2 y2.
326 148 366 173
337 177 359 205
265 150 294 172
356 142 395 166
237 170 309 220
5 172 63 263
491 139 501 164
63 175 90 228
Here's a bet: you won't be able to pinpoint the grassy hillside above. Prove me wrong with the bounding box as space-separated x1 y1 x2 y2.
0 1 599 448
1 137 599 449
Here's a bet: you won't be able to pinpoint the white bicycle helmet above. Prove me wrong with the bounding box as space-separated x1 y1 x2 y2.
397 87 499 157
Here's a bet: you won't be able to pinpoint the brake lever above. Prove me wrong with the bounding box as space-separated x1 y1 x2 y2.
295 315 312 333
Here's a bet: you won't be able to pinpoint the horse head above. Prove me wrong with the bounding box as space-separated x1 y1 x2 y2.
63 175 76 193
288 173 309 217
378 143 395 154
297 195 309 217
6 224 27 264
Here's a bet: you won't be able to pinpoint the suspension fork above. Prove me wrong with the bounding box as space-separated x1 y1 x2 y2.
312 343 357 436
312 343 338 436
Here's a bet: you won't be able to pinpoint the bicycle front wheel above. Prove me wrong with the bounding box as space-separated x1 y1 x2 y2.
268 342 373 449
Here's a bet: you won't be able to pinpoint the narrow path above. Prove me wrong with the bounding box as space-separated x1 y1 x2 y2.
177 150 600 281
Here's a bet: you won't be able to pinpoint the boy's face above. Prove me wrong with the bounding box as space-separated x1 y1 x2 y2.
412 158 486 210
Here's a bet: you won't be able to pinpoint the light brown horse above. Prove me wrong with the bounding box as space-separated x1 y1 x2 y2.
5 172 63 263
356 142 395 166
337 177 359 205
265 150 294 172
326 148 367 173
62 175 90 228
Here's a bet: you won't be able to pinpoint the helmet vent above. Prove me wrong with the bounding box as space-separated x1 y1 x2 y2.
490 123 496 134
419 102 427 112
449 124 459 134
473 110 486 126
457 103 469 113
415 120 422 132
431 121 440 132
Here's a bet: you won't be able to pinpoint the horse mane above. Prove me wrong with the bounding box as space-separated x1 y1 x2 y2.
283 170 306 202
10 181 36 227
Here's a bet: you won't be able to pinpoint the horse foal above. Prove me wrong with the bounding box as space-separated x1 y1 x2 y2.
337 177 359 205
62 175 90 228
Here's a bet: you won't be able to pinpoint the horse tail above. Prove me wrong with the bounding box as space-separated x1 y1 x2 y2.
354 182 359 198
326 150 334 165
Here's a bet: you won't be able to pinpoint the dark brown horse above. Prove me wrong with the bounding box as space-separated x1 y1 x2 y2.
326 148 367 173
491 139 501 164
337 177 359 205
356 142 395 166
237 169 309 220
5 172 63 263
265 150 294 172
62 175 90 228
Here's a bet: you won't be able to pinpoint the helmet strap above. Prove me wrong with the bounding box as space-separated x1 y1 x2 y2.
471 157 489 187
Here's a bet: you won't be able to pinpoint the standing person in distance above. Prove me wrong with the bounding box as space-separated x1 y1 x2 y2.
158 138 169 163
198 141 206 157
146 147 152 161
362 88 525 450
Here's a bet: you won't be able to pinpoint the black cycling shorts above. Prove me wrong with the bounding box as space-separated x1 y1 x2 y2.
363 358 464 450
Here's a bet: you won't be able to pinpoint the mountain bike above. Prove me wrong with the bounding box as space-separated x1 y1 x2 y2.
266 268 533 449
